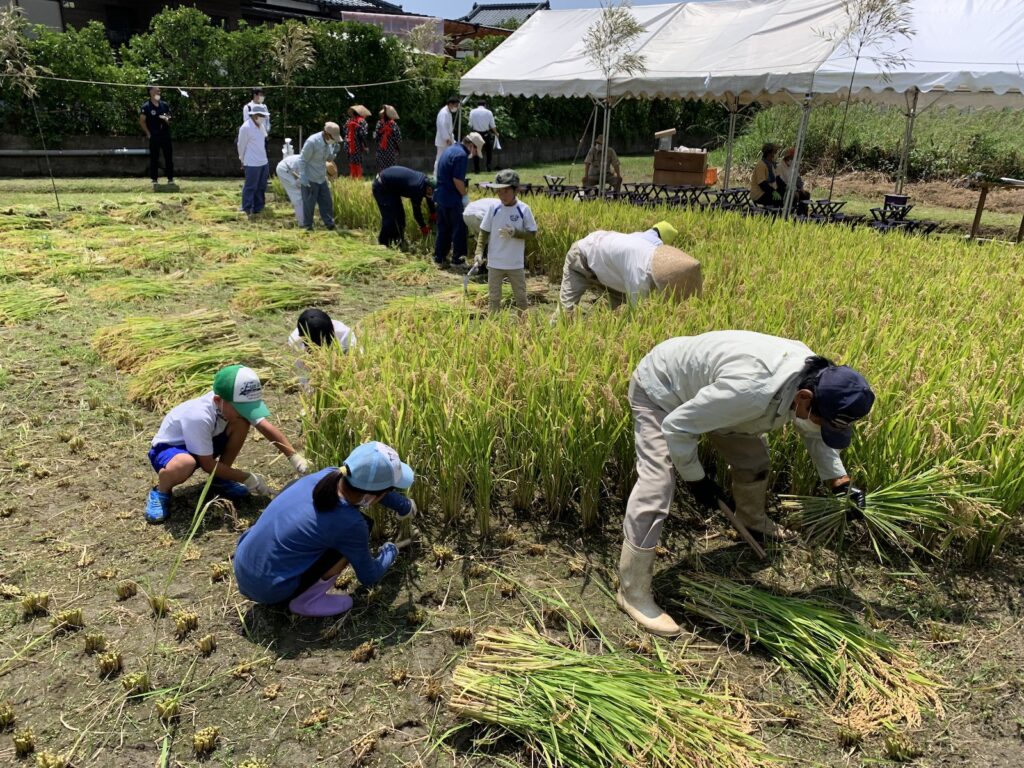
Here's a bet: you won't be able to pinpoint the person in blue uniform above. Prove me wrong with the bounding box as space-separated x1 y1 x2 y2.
371 165 436 248
139 86 173 187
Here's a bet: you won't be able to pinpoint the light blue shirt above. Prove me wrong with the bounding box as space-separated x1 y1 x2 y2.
299 132 338 186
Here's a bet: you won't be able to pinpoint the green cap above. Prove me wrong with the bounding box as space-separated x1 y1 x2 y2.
213 365 271 424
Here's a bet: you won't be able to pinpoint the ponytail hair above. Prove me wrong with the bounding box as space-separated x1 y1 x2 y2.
312 469 345 512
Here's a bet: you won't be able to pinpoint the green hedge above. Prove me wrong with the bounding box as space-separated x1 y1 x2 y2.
0 7 718 145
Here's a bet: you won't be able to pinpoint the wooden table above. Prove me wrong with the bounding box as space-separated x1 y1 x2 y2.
968 177 1024 242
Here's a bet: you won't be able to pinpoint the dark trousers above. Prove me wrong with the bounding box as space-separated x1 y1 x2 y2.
434 204 467 264
241 164 269 214
472 130 495 174
149 134 173 183
373 179 406 247
301 180 334 230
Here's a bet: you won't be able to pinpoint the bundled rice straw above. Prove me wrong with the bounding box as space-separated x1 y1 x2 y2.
449 624 777 768
780 466 1002 561
0 283 67 325
664 572 943 732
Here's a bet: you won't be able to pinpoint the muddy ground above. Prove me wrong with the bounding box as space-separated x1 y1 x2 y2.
0 178 1022 767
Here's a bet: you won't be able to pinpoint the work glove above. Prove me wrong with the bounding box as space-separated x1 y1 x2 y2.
462 194 471 209
429 211 437 223
243 472 272 496
378 542 399 570
398 499 417 519
498 225 515 240
288 452 310 475
833 480 866 515
685 476 728 513
420 225 431 236
771 191 782 203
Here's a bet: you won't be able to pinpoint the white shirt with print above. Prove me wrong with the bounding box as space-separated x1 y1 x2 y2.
152 392 231 456
480 199 537 270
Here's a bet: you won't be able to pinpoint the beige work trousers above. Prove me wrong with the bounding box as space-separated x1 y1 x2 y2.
488 267 528 312
559 243 626 312
623 376 771 549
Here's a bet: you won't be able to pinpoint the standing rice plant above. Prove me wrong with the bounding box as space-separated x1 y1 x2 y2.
661 571 944 732
448 624 777 768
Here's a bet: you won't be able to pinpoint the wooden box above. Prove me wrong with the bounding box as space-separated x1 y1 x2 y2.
653 169 707 186
653 149 707 173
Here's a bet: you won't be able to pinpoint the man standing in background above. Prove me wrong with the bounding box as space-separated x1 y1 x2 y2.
299 122 341 231
242 87 270 137
140 86 174 189
468 99 498 174
434 96 460 175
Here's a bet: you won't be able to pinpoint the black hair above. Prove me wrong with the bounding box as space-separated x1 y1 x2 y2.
761 142 778 157
311 467 395 512
312 469 345 512
297 308 334 347
796 355 834 415
477 99 487 106
251 87 264 96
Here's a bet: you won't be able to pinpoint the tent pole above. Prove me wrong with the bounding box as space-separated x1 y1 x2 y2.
895 88 918 195
599 97 612 194
782 93 813 219
723 97 738 190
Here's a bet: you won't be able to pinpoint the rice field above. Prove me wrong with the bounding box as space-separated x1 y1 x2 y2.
0 176 1021 768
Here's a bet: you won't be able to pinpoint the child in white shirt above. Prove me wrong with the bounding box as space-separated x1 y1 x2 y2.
475 169 537 313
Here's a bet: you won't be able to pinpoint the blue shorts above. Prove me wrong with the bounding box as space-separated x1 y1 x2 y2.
148 432 229 474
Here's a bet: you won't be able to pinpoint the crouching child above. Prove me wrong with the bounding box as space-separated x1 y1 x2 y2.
232 441 416 617
144 365 310 523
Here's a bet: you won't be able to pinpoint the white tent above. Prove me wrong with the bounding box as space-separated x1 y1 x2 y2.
461 0 1024 203
461 0 1024 107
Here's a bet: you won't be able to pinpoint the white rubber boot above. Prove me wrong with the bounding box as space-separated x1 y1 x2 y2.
616 539 681 637
733 479 791 540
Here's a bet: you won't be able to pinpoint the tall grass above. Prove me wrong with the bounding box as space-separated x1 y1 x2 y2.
314 188 1024 555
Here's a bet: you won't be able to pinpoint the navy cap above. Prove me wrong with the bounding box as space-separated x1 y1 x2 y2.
813 366 875 449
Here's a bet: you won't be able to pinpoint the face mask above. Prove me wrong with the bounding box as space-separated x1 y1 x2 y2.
792 415 821 437
152 94 161 103
356 493 378 508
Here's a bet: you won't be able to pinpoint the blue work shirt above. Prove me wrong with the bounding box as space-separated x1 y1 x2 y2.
434 143 469 208
299 132 338 186
232 468 411 604
377 165 434 227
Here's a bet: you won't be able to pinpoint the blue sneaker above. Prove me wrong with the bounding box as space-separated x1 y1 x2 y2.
145 488 171 524
211 478 250 499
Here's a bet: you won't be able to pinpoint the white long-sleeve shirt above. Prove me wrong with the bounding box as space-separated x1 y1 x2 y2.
237 119 268 167
434 105 454 147
634 331 847 483
577 230 657 303
468 105 496 133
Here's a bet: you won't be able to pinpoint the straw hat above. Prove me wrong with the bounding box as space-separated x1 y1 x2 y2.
381 104 399 120
650 245 702 299
351 105 371 118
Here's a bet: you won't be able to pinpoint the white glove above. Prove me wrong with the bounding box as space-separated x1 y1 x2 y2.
289 452 310 475
243 473 272 496
498 225 515 240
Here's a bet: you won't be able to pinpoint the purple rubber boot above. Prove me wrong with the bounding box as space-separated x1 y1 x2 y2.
287 577 354 618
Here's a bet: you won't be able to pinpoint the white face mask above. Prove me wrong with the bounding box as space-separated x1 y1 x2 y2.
356 493 378 508
792 414 821 437
152 94 161 103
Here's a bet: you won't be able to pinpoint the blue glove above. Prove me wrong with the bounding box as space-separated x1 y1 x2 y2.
378 542 398 570
462 194 470 209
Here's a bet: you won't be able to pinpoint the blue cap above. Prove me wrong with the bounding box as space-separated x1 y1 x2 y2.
813 366 875 449
343 441 414 492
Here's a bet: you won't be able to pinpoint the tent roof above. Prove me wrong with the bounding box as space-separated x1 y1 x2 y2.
460 0 1024 108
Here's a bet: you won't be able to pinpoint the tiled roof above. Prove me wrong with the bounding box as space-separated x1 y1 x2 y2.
459 2 550 28
320 0 407 13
